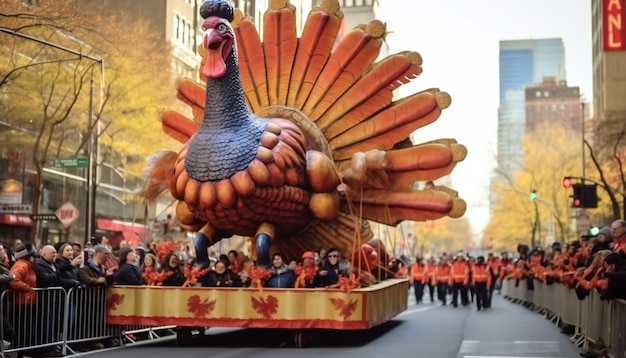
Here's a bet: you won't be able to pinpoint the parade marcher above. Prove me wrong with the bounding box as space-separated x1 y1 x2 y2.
449 252 469 307
434 258 451 305
467 256 476 303
409 257 428 304
472 256 492 310
426 258 437 303
487 253 500 306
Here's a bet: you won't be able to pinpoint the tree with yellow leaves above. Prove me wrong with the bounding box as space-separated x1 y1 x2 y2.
0 0 179 242
484 121 581 252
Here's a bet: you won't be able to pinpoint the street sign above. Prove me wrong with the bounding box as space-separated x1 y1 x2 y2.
51 157 88 168
0 204 32 214
31 214 59 221
55 202 80 228
576 211 590 232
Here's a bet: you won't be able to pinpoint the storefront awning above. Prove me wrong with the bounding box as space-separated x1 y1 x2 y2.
95 218 148 246
0 214 33 227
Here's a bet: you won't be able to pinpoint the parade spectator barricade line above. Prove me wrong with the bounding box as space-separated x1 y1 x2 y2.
1 287 67 357
64 286 122 352
501 279 625 358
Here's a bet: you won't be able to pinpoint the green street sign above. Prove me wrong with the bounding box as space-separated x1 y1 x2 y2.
52 157 88 168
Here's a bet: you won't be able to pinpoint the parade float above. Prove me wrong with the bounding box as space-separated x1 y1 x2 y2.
106 0 467 347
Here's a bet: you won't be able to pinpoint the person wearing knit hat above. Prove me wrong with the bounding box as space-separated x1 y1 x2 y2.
8 242 39 350
593 227 613 253
601 251 626 300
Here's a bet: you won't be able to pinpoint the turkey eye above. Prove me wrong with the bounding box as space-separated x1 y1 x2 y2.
217 23 227 34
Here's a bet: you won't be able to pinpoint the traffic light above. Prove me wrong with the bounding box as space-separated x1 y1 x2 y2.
530 190 537 200
572 183 598 208
562 177 572 188
589 226 600 236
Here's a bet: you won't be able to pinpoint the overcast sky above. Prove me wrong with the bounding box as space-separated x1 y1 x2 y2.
377 0 592 235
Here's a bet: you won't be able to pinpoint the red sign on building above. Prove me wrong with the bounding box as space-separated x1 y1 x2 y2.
603 0 626 51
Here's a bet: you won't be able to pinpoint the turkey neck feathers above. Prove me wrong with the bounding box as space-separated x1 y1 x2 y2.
185 47 266 182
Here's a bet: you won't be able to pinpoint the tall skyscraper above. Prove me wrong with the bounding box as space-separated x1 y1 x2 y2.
497 38 566 177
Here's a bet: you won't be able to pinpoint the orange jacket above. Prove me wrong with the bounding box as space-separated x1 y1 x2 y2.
472 264 492 286
487 257 500 276
449 260 469 285
426 262 436 282
9 258 37 305
434 263 450 285
409 263 428 284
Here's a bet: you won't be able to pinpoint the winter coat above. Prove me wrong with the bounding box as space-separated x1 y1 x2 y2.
266 266 295 288
8 258 36 305
34 257 61 288
161 268 185 287
315 261 340 287
200 269 242 287
55 256 82 290
115 263 146 286
0 262 14 293
78 259 114 287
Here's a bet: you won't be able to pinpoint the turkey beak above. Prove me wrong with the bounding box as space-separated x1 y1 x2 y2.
201 29 228 79
203 29 222 51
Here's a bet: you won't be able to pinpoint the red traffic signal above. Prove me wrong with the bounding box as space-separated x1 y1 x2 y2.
562 177 572 188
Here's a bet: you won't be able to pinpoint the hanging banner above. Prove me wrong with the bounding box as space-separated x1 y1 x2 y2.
603 0 626 51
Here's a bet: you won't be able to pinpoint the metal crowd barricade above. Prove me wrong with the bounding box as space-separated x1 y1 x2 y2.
609 299 626 358
0 286 176 358
502 279 626 358
64 286 122 352
1 287 67 357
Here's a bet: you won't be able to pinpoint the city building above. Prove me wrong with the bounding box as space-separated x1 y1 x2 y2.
590 0 626 142
497 38 567 177
524 77 581 134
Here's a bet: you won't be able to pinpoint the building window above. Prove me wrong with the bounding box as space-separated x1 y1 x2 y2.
173 14 180 40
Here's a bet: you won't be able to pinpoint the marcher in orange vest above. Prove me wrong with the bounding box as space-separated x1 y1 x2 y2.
434 258 451 305
409 257 428 304
472 256 492 310
487 253 501 305
426 258 437 302
449 252 469 307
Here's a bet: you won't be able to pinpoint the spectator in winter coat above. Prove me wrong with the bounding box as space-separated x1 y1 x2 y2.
78 245 115 287
160 253 185 287
55 243 83 290
115 248 145 286
8 243 40 350
315 248 350 287
0 246 16 345
600 252 626 300
266 253 295 288
200 259 242 287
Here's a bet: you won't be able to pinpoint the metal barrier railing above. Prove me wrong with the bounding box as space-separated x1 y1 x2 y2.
0 287 174 358
1 281 623 357
501 279 626 358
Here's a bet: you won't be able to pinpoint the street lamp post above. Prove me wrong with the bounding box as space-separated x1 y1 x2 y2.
0 28 104 244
